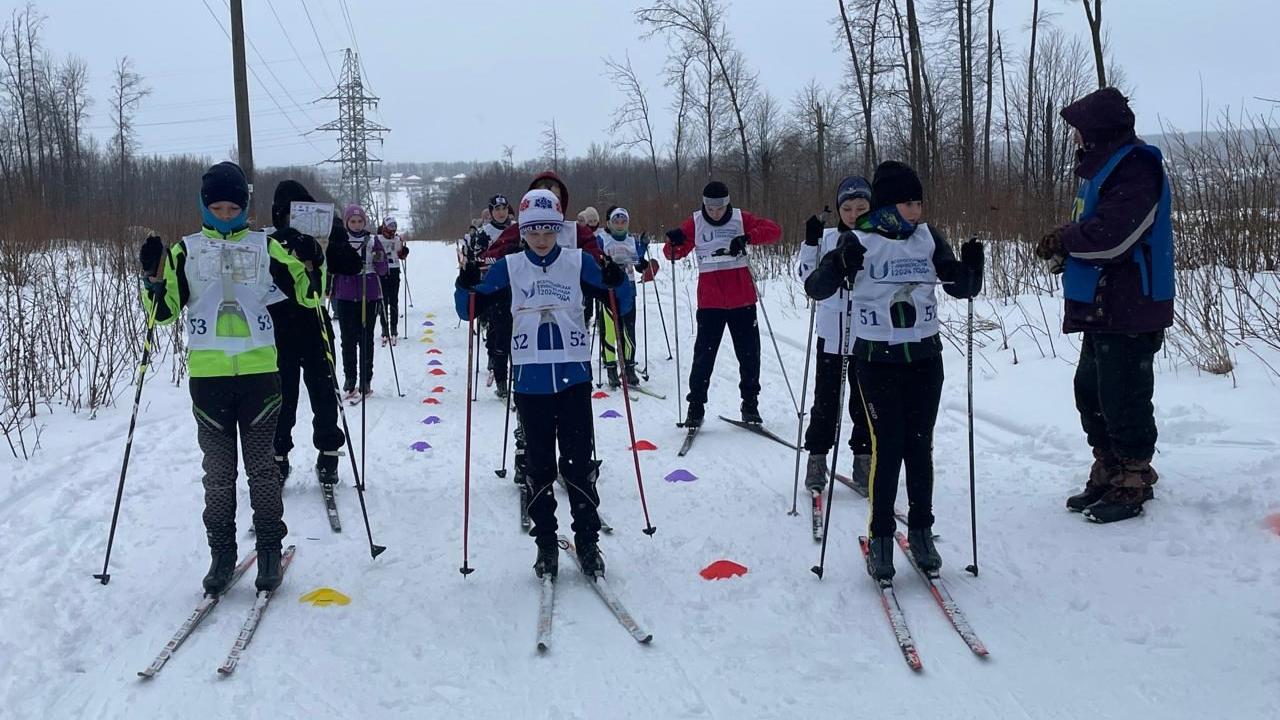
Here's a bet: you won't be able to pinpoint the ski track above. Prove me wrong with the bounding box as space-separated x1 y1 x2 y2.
2 241 1279 719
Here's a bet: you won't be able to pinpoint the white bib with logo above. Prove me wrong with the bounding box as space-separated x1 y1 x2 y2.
599 230 640 281
556 221 579 249
849 224 940 344
507 250 590 366
796 228 853 354
183 230 277 354
692 209 748 273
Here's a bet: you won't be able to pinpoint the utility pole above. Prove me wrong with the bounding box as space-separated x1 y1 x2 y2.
230 0 254 189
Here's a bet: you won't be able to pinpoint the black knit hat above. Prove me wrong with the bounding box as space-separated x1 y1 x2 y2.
488 194 509 210
871 161 923 208
271 179 314 229
201 161 250 209
701 180 730 208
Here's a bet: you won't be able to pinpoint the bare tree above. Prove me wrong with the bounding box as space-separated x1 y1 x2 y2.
540 118 565 173
982 0 995 191
666 42 696 200
904 0 927 176
110 56 149 196
637 0 758 202
838 0 884 174
1080 0 1106 88
604 53 662 197
1022 0 1041 182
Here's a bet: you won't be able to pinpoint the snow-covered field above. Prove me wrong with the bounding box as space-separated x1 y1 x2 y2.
3 241 1279 719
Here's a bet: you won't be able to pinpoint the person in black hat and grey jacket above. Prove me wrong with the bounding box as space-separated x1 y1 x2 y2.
796 176 874 495
805 160 984 582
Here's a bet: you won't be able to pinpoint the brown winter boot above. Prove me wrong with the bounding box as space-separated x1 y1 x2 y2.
1066 448 1120 512
1082 458 1157 524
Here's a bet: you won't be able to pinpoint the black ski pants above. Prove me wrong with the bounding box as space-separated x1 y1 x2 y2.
857 356 944 537
333 298 380 392
804 338 871 455
190 373 287 553
687 305 761 405
484 289 513 377
273 306 345 464
378 268 401 338
514 382 602 548
1074 330 1163 461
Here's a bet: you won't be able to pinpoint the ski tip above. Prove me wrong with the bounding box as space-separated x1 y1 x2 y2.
370 545 387 559
642 526 657 536
93 573 111 585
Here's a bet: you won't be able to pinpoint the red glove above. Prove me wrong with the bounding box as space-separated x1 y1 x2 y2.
639 259 659 283
397 246 409 260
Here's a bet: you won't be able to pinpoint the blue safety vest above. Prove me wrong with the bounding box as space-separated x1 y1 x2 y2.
1063 144 1175 304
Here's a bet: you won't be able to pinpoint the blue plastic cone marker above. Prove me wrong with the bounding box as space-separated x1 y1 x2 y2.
599 409 623 419
428 360 443 366
424 321 435 327
422 416 442 425
410 441 432 452
664 469 697 483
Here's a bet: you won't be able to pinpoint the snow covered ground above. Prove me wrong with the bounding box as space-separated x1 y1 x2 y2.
3 241 1279 719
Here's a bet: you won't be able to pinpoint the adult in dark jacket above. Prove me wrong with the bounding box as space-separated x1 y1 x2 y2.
265 180 354 484
1034 86 1174 524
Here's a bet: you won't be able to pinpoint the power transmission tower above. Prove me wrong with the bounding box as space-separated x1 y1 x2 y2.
317 49 388 215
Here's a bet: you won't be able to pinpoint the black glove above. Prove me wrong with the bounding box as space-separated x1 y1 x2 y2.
293 233 322 264
601 258 626 288
804 215 824 246
138 235 164 275
665 228 687 248
837 234 866 276
456 261 482 290
960 238 985 297
728 234 750 257
330 217 349 244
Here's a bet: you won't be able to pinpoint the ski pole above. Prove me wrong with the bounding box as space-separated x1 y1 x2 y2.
671 248 683 427
404 254 415 307
401 256 409 337
965 294 979 577
747 255 801 416
812 289 854 579
379 299 404 397
495 357 513 478
789 301 817 516
640 273 651 379
94 292 161 585
608 288 657 536
460 292 478 574
318 303 385 558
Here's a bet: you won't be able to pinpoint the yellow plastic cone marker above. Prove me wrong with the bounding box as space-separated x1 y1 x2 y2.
427 313 436 318
299 588 351 607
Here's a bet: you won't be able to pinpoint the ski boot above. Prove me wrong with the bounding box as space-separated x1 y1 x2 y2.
906 527 942 574
683 401 705 428
605 365 621 390
494 364 509 399
741 397 763 425
849 454 872 496
576 540 606 579
805 453 828 493
865 535 895 582
342 381 358 404
534 542 558 579
202 548 239 595
273 454 291 481
316 451 340 485
380 335 389 347
255 547 284 592
624 363 642 386
389 335 398 347
1067 448 1120 512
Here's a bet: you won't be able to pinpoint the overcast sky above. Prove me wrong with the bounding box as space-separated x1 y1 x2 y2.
21 0 1280 167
